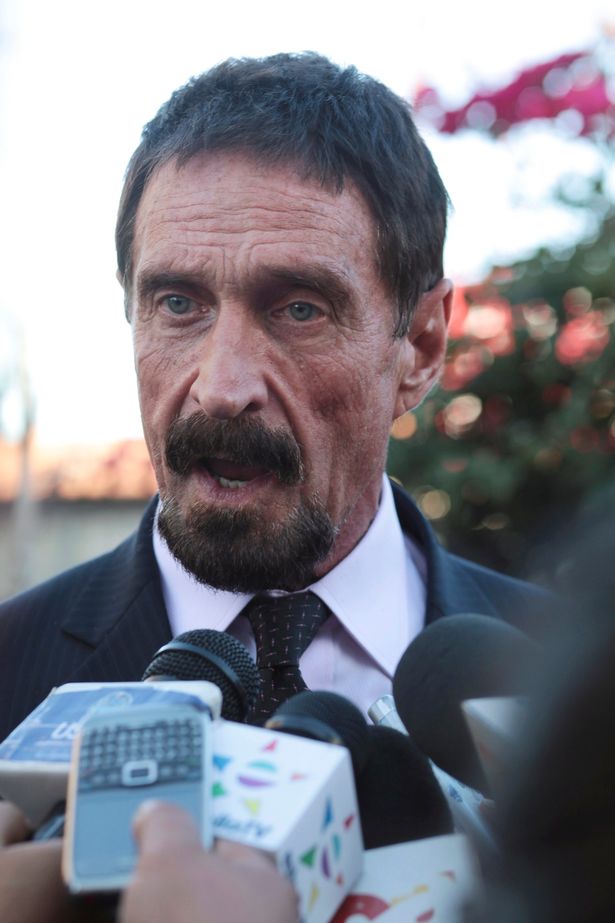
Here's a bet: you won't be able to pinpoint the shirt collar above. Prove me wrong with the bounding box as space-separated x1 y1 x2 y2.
153 476 425 677
310 477 425 676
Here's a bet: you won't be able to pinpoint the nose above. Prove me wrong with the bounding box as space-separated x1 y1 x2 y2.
188 305 269 419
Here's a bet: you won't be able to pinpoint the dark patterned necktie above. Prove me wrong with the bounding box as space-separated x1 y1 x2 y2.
244 591 330 724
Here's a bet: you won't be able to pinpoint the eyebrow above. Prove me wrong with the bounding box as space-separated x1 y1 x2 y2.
135 271 208 304
262 265 352 309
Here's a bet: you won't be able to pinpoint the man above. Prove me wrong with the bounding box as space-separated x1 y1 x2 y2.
0 52 546 743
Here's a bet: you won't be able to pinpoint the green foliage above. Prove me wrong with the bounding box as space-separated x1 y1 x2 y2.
387 211 615 579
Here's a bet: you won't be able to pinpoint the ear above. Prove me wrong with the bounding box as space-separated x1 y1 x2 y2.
393 278 453 419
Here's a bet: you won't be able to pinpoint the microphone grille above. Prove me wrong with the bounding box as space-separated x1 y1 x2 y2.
142 629 260 721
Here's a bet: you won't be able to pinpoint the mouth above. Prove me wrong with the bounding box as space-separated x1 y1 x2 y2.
196 457 272 490
164 413 304 488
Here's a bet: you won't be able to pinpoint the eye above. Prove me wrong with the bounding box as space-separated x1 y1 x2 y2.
287 301 321 322
162 295 195 316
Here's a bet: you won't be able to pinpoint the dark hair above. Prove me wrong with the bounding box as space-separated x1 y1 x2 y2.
116 52 449 336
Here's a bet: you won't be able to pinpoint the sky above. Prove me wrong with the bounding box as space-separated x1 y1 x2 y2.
0 0 613 445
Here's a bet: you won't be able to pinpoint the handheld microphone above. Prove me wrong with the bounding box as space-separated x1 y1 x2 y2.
356 724 453 849
370 694 496 859
487 617 615 921
392 614 537 793
209 715 363 923
143 629 260 721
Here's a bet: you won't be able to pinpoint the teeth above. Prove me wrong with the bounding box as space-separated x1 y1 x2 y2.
214 474 249 489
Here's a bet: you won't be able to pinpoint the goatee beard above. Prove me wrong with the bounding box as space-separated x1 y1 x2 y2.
158 494 335 593
157 413 336 592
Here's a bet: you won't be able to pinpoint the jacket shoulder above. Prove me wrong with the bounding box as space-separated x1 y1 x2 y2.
391 479 554 639
442 550 554 638
0 540 130 627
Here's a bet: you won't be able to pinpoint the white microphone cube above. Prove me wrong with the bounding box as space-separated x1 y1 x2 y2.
212 721 363 923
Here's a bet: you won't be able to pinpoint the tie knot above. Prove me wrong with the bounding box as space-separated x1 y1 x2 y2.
245 591 330 669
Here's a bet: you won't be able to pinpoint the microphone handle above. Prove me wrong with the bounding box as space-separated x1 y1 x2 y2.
368 695 497 858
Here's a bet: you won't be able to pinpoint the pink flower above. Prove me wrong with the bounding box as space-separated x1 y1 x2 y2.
441 345 486 390
447 287 469 339
414 49 614 137
463 299 515 356
555 312 610 365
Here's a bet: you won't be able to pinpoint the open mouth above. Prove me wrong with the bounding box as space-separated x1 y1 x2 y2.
197 457 271 490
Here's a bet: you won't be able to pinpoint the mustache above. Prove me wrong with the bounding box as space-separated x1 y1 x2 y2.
164 413 304 486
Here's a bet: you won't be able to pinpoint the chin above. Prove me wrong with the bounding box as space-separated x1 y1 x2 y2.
157 493 335 593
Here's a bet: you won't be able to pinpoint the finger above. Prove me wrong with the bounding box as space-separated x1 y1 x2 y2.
215 838 276 869
0 841 66 923
0 803 31 846
132 800 203 858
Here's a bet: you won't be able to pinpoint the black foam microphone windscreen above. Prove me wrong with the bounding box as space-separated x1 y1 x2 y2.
356 725 453 849
142 629 259 721
393 614 537 793
266 690 370 776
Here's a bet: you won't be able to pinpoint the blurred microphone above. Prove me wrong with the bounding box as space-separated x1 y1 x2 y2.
143 629 260 721
266 690 452 849
393 614 537 793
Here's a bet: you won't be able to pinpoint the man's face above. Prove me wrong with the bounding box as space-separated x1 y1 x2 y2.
129 152 448 592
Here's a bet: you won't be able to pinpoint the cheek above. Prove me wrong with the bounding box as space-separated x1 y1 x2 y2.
134 341 194 448
305 356 396 455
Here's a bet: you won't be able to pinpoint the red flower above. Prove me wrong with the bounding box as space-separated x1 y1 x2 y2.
555 312 610 365
463 299 515 356
414 49 614 137
447 286 469 338
441 344 487 390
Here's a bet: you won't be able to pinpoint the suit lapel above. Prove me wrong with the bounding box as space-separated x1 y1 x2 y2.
391 481 498 624
60 498 172 682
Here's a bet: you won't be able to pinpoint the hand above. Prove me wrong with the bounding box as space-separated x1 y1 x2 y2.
0 801 70 923
119 800 299 923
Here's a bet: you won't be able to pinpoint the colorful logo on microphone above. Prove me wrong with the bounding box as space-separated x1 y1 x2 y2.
212 734 358 913
293 793 358 913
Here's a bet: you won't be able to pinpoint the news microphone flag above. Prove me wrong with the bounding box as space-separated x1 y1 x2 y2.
331 833 478 923
210 720 362 923
0 681 222 826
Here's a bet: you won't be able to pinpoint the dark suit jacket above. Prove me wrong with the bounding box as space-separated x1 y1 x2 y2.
0 484 550 742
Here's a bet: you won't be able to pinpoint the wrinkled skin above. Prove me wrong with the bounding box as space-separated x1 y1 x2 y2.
129 152 451 589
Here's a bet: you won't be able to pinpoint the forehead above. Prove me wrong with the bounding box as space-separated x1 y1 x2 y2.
132 151 380 283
